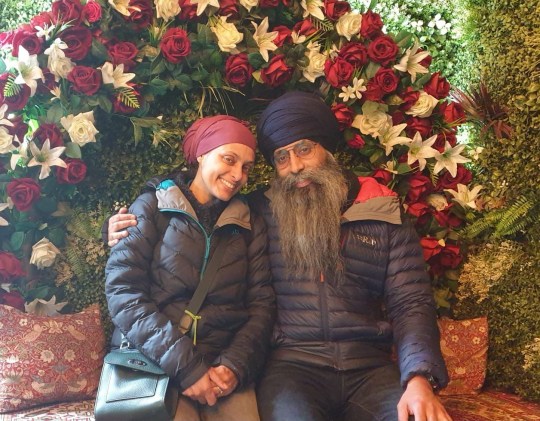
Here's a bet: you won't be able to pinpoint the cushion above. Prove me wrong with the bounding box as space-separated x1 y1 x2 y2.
0 304 105 413
438 317 488 396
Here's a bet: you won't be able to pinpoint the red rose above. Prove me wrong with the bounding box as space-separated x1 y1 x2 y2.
225 53 253 88
363 80 384 103
361 11 383 39
433 206 463 228
60 26 93 61
324 0 350 21
438 101 466 126
292 20 317 37
420 237 442 261
6 178 41 212
51 0 83 24
218 0 239 18
33 123 64 148
367 35 399 66
433 130 457 152
261 54 293 88
406 173 433 203
6 116 28 143
0 252 25 283
436 165 472 191
405 117 432 138
423 72 450 100
30 12 54 30
338 42 368 68
83 0 102 23
160 28 191 64
178 0 198 20
125 0 153 28
400 87 420 112
347 133 365 149
437 243 462 269
0 73 31 111
407 201 430 219
391 110 405 125
11 26 43 57
324 57 353 88
272 25 292 47
0 290 26 311
67 66 102 96
56 158 87 184
259 0 279 7
372 168 393 186
108 42 139 70
37 68 59 95
331 103 354 130
113 86 143 114
373 67 399 93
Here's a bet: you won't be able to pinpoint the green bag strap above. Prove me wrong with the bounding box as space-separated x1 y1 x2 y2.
179 234 228 342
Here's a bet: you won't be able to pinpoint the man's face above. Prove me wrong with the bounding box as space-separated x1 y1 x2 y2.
273 139 327 183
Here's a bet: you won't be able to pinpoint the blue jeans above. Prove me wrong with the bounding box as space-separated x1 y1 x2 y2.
257 360 405 421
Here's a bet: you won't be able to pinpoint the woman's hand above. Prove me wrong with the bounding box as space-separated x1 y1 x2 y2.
107 207 137 247
208 365 238 398
182 372 220 406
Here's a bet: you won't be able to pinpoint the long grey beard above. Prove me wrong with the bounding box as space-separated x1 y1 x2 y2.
270 155 348 281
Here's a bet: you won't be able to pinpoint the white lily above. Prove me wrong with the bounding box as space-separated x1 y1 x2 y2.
10 141 29 170
0 104 14 128
394 40 430 82
191 0 219 16
25 296 68 316
445 183 483 210
14 46 44 96
35 24 54 40
108 0 132 16
252 17 278 62
239 0 258 12
378 123 412 155
101 62 136 89
433 142 471 177
338 77 367 102
44 38 68 60
407 132 439 171
27 139 67 180
301 0 325 21
0 127 15 154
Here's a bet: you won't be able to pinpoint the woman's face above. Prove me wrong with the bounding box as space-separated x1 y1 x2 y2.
191 143 255 203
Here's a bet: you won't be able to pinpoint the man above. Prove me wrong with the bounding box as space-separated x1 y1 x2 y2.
107 91 451 421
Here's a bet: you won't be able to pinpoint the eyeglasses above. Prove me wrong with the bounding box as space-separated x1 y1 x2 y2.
272 140 318 168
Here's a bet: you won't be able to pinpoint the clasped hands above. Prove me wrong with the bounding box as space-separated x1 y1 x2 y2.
182 365 238 406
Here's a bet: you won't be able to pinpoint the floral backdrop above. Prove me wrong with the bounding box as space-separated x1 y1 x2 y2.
0 0 481 315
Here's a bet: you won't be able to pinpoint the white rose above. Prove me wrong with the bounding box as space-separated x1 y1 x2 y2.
211 16 243 53
405 91 439 118
48 55 75 81
426 194 449 211
352 101 392 137
60 111 99 146
30 238 61 270
0 127 15 154
302 43 327 83
239 0 258 12
336 12 362 41
154 0 180 21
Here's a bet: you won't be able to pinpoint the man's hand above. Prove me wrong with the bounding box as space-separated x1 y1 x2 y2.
208 365 238 398
397 375 452 421
182 372 220 406
107 207 137 247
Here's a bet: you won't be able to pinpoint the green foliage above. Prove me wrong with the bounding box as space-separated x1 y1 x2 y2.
0 0 52 31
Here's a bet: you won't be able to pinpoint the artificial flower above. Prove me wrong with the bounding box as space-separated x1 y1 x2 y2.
108 0 131 16
352 101 391 137
27 139 67 180
301 0 325 21
192 0 220 16
239 0 258 12
433 141 471 177
30 237 61 269
338 77 367 102
0 127 15 155
394 39 430 82
378 123 412 155
336 12 362 41
405 91 439 118
212 16 244 54
407 132 439 171
302 42 326 83
25 296 68 316
100 62 135 88
445 183 483 209
13 46 44 96
60 111 99 146
10 141 29 170
426 193 449 211
0 200 13 226
251 17 278 62
155 0 181 21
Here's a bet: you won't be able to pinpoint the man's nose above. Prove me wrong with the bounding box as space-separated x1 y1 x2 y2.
288 152 304 174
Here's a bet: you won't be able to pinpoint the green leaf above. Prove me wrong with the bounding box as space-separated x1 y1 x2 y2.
191 68 209 82
394 30 413 47
197 24 214 44
0 58 6 74
151 56 167 75
48 227 66 247
364 61 381 80
10 231 25 251
208 71 223 88
133 123 143 144
36 197 57 214
368 0 378 11
91 38 109 62
149 78 169 96
248 53 266 70
98 95 113 114
46 104 64 124
65 142 82 159
175 74 193 91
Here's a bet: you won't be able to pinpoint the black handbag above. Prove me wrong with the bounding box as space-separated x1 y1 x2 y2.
95 235 228 421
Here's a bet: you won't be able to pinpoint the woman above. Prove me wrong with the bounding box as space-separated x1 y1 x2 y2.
105 115 275 421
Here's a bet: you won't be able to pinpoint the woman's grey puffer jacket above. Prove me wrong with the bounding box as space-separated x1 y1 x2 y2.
105 177 275 391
